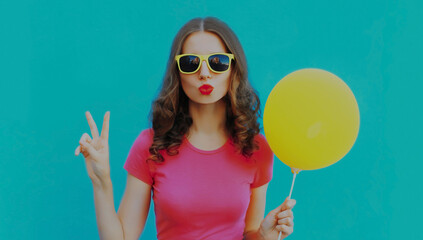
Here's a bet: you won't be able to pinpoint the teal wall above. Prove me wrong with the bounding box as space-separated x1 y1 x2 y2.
1 0 422 239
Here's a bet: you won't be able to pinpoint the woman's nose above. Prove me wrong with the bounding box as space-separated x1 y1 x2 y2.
199 60 211 79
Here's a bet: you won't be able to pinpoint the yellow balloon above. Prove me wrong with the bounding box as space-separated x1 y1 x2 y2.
263 68 360 170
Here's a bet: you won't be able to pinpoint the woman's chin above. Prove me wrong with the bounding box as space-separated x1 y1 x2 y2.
188 95 226 105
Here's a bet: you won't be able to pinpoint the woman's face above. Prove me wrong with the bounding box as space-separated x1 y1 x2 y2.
179 31 231 105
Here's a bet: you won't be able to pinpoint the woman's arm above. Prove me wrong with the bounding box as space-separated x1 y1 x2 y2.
243 183 269 240
76 112 152 239
93 174 151 240
93 178 124 240
117 174 152 240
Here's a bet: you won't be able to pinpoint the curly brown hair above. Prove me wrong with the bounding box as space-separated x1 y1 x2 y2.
147 17 262 163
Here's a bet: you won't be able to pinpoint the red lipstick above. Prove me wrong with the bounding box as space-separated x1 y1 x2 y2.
199 84 214 95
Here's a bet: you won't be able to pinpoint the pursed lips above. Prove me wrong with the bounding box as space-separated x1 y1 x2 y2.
198 84 214 95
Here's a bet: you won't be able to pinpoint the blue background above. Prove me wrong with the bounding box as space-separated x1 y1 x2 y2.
1 0 422 239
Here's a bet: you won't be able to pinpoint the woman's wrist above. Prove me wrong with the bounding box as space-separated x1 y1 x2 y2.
92 176 113 192
243 229 266 240
257 226 278 240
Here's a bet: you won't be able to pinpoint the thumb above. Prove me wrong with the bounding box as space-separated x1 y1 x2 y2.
280 196 291 211
260 197 295 234
80 140 98 160
271 197 290 214
260 202 282 232
264 200 285 223
264 197 291 222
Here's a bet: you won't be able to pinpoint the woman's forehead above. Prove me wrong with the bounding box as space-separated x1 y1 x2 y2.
181 31 227 54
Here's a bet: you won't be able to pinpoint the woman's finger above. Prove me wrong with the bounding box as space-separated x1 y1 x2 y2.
287 199 296 209
277 209 293 219
80 144 89 158
80 139 97 160
76 133 92 156
85 111 100 139
79 133 97 157
279 198 296 213
100 111 110 140
278 217 294 226
75 145 81 156
79 133 92 143
277 225 293 235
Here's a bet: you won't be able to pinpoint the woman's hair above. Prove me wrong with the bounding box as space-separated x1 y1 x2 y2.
147 17 261 163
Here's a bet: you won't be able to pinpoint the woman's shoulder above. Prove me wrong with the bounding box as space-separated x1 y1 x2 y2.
252 132 273 157
254 132 270 147
254 132 266 141
139 127 154 137
133 128 155 147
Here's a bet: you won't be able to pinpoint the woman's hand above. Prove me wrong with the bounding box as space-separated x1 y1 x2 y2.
259 197 296 240
75 111 111 187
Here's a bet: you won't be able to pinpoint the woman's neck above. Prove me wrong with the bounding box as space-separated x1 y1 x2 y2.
187 98 228 137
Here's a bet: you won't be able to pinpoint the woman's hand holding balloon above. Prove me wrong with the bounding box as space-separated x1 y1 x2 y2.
75 111 111 188
259 197 296 240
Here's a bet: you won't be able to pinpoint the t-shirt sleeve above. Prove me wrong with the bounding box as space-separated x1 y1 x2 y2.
123 128 154 185
251 133 274 188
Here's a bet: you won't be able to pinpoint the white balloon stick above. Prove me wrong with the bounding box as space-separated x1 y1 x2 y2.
288 171 297 199
278 168 300 240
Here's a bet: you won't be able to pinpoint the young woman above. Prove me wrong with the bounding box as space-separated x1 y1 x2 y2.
75 17 296 240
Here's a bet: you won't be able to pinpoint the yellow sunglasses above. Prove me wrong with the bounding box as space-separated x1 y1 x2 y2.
175 53 235 74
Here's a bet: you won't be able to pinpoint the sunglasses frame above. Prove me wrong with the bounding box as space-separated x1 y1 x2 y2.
175 53 235 74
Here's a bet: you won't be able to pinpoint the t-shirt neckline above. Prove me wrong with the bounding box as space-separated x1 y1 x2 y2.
183 134 231 154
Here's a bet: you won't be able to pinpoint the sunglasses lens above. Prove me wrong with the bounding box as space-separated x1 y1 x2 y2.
208 54 230 72
179 55 200 73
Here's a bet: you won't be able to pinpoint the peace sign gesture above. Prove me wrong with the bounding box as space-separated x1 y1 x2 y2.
75 111 111 187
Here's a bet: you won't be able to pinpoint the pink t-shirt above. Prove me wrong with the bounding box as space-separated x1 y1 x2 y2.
123 128 274 240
